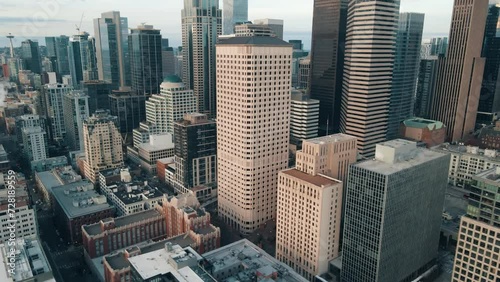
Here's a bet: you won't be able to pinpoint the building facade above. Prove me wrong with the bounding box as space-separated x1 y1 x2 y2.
339 0 400 157
309 0 347 135
216 36 292 235
400 118 446 148
63 91 90 151
20 39 42 74
44 83 72 142
129 25 163 95
222 0 248 35
83 80 113 114
387 12 425 140
414 57 438 118
21 126 48 162
253 19 284 39
68 32 98 87
290 90 319 146
108 89 148 134
430 0 488 141
342 140 450 282
182 0 221 117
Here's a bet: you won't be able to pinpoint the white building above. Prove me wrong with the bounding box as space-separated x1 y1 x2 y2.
432 144 500 187
21 126 48 162
128 134 175 174
216 36 292 235
63 91 90 151
44 83 72 142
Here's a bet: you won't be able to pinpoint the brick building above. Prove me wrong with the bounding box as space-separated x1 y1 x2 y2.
400 118 446 148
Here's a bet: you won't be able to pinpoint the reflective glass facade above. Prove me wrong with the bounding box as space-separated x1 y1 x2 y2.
222 0 248 35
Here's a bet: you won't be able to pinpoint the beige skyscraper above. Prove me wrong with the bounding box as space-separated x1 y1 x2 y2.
216 36 292 235
339 0 400 157
83 110 124 183
430 0 487 142
276 134 356 281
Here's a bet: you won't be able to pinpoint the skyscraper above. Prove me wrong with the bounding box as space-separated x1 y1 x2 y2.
222 0 248 35
93 11 130 90
414 57 438 118
68 32 98 87
129 24 163 95
430 0 488 142
386 13 425 140
82 80 113 114
83 110 124 183
20 40 42 74
55 36 70 76
22 127 48 162
477 4 500 124
63 91 90 151
430 37 448 56
339 0 400 157
309 0 347 135
253 19 284 40
108 88 148 134
452 167 500 282
216 36 292 235
44 83 73 143
290 90 320 146
182 0 222 117
341 139 450 282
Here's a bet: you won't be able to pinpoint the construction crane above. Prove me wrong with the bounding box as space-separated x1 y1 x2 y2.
6 33 14 57
75 13 85 34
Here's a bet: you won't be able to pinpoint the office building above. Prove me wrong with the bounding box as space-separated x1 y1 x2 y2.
0 237 54 282
55 35 71 76
387 13 425 140
68 32 98 87
45 36 58 73
44 83 72 142
400 118 446 148
128 134 175 174
21 126 48 162
339 0 400 157
181 0 221 117
234 22 275 37
432 144 500 187
20 39 42 74
216 36 292 235
414 57 438 118
479 121 500 149
83 80 113 114
253 19 284 39
430 37 448 56
82 110 124 183
298 57 310 90
341 140 450 282
309 0 347 134
52 181 114 243
7 58 21 82
173 113 217 193
108 88 148 134
204 239 308 282
30 156 68 173
129 24 163 95
477 4 500 124
452 167 500 282
63 91 90 151
276 159 343 280
133 75 196 143
94 11 130 89
34 166 82 206
0 145 9 173
430 0 488 141
162 47 175 77
223 0 248 35
290 90 320 146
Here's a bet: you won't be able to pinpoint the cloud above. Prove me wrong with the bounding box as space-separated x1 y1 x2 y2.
0 17 68 23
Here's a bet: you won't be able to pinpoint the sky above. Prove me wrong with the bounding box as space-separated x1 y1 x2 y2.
0 0 458 49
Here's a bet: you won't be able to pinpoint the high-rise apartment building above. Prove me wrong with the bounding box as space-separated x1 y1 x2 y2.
44 83 72 142
216 36 292 235
68 32 98 87
414 57 438 118
253 19 284 39
93 11 130 89
387 12 425 140
174 113 217 193
182 0 221 117
309 0 347 135
290 90 320 146
63 91 90 151
341 139 450 282
15 114 47 145
223 0 248 35
129 24 163 95
22 126 48 161
430 0 488 142
20 39 42 74
339 0 400 157
276 160 343 281
452 167 500 282
82 110 124 183
477 4 500 124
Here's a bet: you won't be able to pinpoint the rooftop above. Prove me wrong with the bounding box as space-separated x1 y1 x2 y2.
281 169 340 187
432 143 500 161
163 75 183 83
112 183 164 205
474 167 500 184
83 209 162 236
304 133 357 145
402 118 445 130
217 36 292 46
138 134 175 152
51 181 113 219
203 239 308 282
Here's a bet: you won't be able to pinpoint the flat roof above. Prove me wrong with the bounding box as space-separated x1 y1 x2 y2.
474 167 500 184
281 169 340 187
432 144 500 161
36 171 63 191
403 118 445 130
304 133 356 144
217 36 292 46
52 181 113 219
83 209 162 236
113 184 164 205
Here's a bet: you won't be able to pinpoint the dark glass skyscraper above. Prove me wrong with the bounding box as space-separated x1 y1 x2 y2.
387 13 425 140
68 32 98 87
108 89 148 134
21 40 42 74
55 36 70 76
414 58 438 118
222 0 248 35
477 4 500 124
182 0 221 117
129 25 163 95
309 0 348 135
